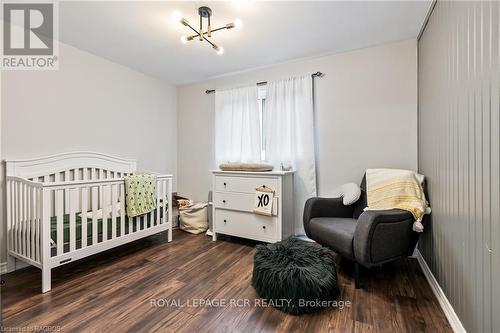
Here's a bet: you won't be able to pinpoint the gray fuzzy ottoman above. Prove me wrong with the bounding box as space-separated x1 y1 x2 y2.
252 237 340 315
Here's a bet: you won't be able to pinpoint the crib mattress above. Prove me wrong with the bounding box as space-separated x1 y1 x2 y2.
50 209 164 246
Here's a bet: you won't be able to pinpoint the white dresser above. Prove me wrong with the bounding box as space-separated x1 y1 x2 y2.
211 170 294 243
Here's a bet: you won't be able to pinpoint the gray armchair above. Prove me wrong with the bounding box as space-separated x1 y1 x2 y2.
303 175 426 288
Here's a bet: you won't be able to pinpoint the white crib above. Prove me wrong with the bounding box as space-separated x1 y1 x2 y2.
6 152 173 293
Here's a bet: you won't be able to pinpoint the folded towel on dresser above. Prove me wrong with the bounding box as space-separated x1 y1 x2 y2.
364 168 431 232
124 174 157 218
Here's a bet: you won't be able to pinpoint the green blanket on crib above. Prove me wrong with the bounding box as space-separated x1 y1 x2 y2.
124 174 157 218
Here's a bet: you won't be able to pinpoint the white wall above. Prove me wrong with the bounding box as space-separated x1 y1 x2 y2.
177 39 417 202
0 42 177 264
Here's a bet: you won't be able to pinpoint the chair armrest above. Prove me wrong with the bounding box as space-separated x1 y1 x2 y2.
353 209 415 268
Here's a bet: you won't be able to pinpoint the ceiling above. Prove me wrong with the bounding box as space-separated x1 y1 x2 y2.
59 1 431 85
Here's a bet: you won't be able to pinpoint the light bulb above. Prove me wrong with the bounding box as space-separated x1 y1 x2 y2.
234 19 243 29
180 36 188 44
172 11 183 22
213 45 224 55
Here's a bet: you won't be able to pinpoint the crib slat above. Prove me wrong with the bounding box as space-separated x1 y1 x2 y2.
32 187 36 261
90 168 97 245
162 180 167 224
92 185 98 245
18 182 22 253
20 183 26 256
15 181 19 253
26 185 32 259
167 178 172 241
111 184 117 239
156 181 160 226
19 183 23 256
144 210 149 229
6 181 12 256
31 186 36 260
7 181 12 255
81 186 88 249
101 185 108 241
19 183 26 255
17 182 20 254
16 182 21 254
25 184 29 257
69 188 76 251
13 182 17 254
63 171 69 214
120 183 126 236
36 188 41 262
55 172 64 255
25 184 30 256
56 188 64 255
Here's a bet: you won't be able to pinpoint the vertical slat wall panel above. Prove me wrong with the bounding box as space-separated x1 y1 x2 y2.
490 2 500 332
418 1 499 332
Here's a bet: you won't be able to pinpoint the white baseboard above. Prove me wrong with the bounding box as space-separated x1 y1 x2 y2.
415 250 466 333
0 262 7 275
0 259 31 275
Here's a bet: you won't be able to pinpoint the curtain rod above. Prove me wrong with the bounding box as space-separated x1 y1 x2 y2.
205 71 324 94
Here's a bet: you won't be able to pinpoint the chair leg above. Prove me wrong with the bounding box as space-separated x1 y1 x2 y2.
354 262 361 289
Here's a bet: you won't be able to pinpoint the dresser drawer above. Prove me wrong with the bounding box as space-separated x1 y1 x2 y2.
214 209 278 241
214 175 279 195
213 192 278 215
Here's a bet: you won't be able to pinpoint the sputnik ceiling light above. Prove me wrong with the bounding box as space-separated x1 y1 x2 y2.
177 6 241 55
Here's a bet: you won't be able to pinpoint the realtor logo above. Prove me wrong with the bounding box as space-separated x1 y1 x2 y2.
1 2 58 69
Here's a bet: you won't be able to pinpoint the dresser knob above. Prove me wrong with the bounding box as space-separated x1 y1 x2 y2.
224 219 227 223
223 182 227 187
222 200 226 204
262 226 266 229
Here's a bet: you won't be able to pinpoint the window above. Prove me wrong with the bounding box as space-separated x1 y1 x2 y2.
258 87 267 161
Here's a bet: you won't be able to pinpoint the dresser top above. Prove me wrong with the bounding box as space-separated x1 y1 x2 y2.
211 169 294 176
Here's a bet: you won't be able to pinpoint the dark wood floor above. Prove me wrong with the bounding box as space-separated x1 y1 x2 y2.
1 230 451 333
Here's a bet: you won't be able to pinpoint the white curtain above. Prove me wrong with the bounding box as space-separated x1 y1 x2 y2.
264 75 317 235
215 86 261 164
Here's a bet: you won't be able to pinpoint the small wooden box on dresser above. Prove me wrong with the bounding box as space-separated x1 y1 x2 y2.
211 170 294 243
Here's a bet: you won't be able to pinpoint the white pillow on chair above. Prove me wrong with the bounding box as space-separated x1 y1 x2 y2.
329 182 361 205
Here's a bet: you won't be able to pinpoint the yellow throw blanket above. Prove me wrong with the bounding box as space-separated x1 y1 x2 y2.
365 168 430 232
124 174 157 218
